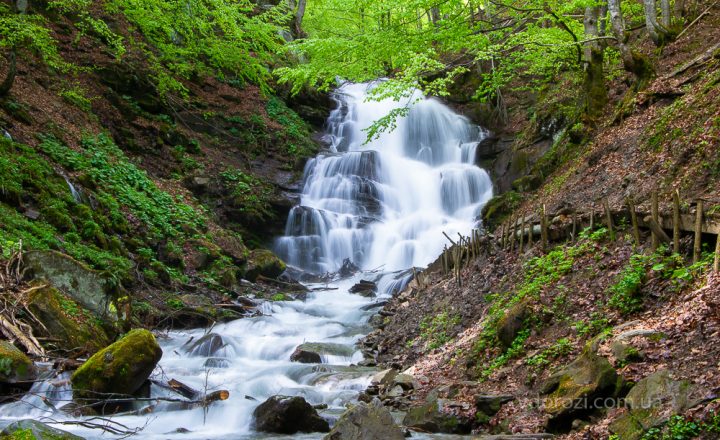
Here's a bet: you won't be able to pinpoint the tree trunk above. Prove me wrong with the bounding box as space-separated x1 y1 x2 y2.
674 0 686 18
0 50 16 97
583 6 607 116
660 0 671 27
430 7 440 24
608 0 655 82
294 0 306 37
643 0 661 45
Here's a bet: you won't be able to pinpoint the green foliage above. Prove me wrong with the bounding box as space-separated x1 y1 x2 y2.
480 329 530 379
265 97 316 157
0 4 68 71
165 297 184 310
525 337 572 373
419 311 461 351
639 412 720 440
219 168 274 221
59 86 93 112
106 0 288 94
573 311 611 337
608 253 647 315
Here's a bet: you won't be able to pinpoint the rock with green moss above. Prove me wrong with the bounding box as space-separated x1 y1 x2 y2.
481 191 522 230
27 285 110 355
71 329 162 402
24 251 116 321
1 419 84 440
540 348 618 429
0 341 35 383
244 249 286 281
402 397 472 434
324 399 404 440
609 370 699 440
496 299 531 349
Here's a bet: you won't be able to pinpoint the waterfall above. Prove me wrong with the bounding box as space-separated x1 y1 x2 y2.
0 83 494 439
276 82 493 273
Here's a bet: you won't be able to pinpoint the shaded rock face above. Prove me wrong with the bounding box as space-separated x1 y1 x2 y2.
1 419 84 440
540 349 619 432
402 397 472 434
245 249 287 282
24 251 116 320
290 342 356 364
0 341 35 383
71 329 162 402
475 394 515 423
27 285 110 355
496 299 531 349
324 400 404 440
609 370 699 440
252 395 330 434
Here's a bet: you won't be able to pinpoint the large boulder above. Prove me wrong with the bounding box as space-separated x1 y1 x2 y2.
540 348 619 431
244 249 286 281
496 299 531 348
252 395 330 434
290 342 356 363
609 370 699 440
71 329 162 402
26 285 110 355
324 399 404 440
402 397 472 434
1 420 84 440
24 251 116 320
0 341 35 383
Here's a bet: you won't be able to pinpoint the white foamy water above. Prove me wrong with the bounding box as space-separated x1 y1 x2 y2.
0 82 492 439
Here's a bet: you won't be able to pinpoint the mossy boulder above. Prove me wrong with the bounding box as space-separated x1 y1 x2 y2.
481 191 522 230
0 341 34 383
252 395 330 434
71 329 162 402
1 419 84 440
496 299 531 349
540 348 618 430
609 370 698 440
27 285 110 355
402 397 472 434
24 251 116 321
244 249 286 281
324 400 404 440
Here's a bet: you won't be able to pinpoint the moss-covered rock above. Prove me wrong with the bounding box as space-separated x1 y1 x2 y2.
27 285 110 355
71 329 162 402
402 397 472 434
496 299 531 349
609 370 698 440
24 251 116 321
1 419 84 440
244 249 286 281
481 191 522 231
540 348 618 430
0 341 34 383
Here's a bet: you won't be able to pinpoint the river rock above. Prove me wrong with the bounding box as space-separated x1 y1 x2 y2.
349 280 377 298
324 399 404 440
402 397 472 434
183 333 227 357
474 394 515 423
26 285 110 354
392 373 419 391
23 251 116 320
290 342 355 363
0 341 35 383
71 329 162 402
371 369 398 387
252 395 330 434
609 370 699 440
540 348 619 431
496 299 531 348
1 419 84 440
244 249 287 281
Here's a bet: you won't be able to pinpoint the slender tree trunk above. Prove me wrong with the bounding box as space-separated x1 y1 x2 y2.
660 0 671 26
608 0 655 82
583 6 607 116
643 0 662 45
674 0 686 18
430 7 440 24
294 0 306 37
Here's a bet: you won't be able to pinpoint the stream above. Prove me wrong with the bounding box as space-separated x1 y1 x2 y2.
0 82 493 438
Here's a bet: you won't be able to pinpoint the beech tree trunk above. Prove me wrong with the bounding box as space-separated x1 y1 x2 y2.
294 0 306 37
643 0 662 45
607 0 655 82
660 0 671 27
0 50 16 97
583 6 607 116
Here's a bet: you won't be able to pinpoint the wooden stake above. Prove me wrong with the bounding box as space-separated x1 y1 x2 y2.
627 197 641 246
603 197 615 240
528 218 534 247
510 217 517 251
714 233 719 272
693 199 703 263
673 189 681 254
644 216 672 244
541 205 548 250
571 212 577 242
519 215 525 252
590 206 595 231
651 191 659 250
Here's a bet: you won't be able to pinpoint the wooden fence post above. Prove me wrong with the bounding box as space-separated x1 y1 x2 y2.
693 199 703 263
541 205 548 250
673 189 681 254
528 218 534 247
590 206 595 231
510 217 517 251
519 216 525 252
603 197 615 240
651 191 659 250
627 196 641 246
714 233 719 272
571 212 577 242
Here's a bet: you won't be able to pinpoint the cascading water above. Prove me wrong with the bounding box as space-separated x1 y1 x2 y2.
275 82 493 274
0 83 492 439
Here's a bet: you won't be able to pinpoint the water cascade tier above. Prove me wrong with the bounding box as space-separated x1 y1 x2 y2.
0 83 493 439
275 82 493 274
